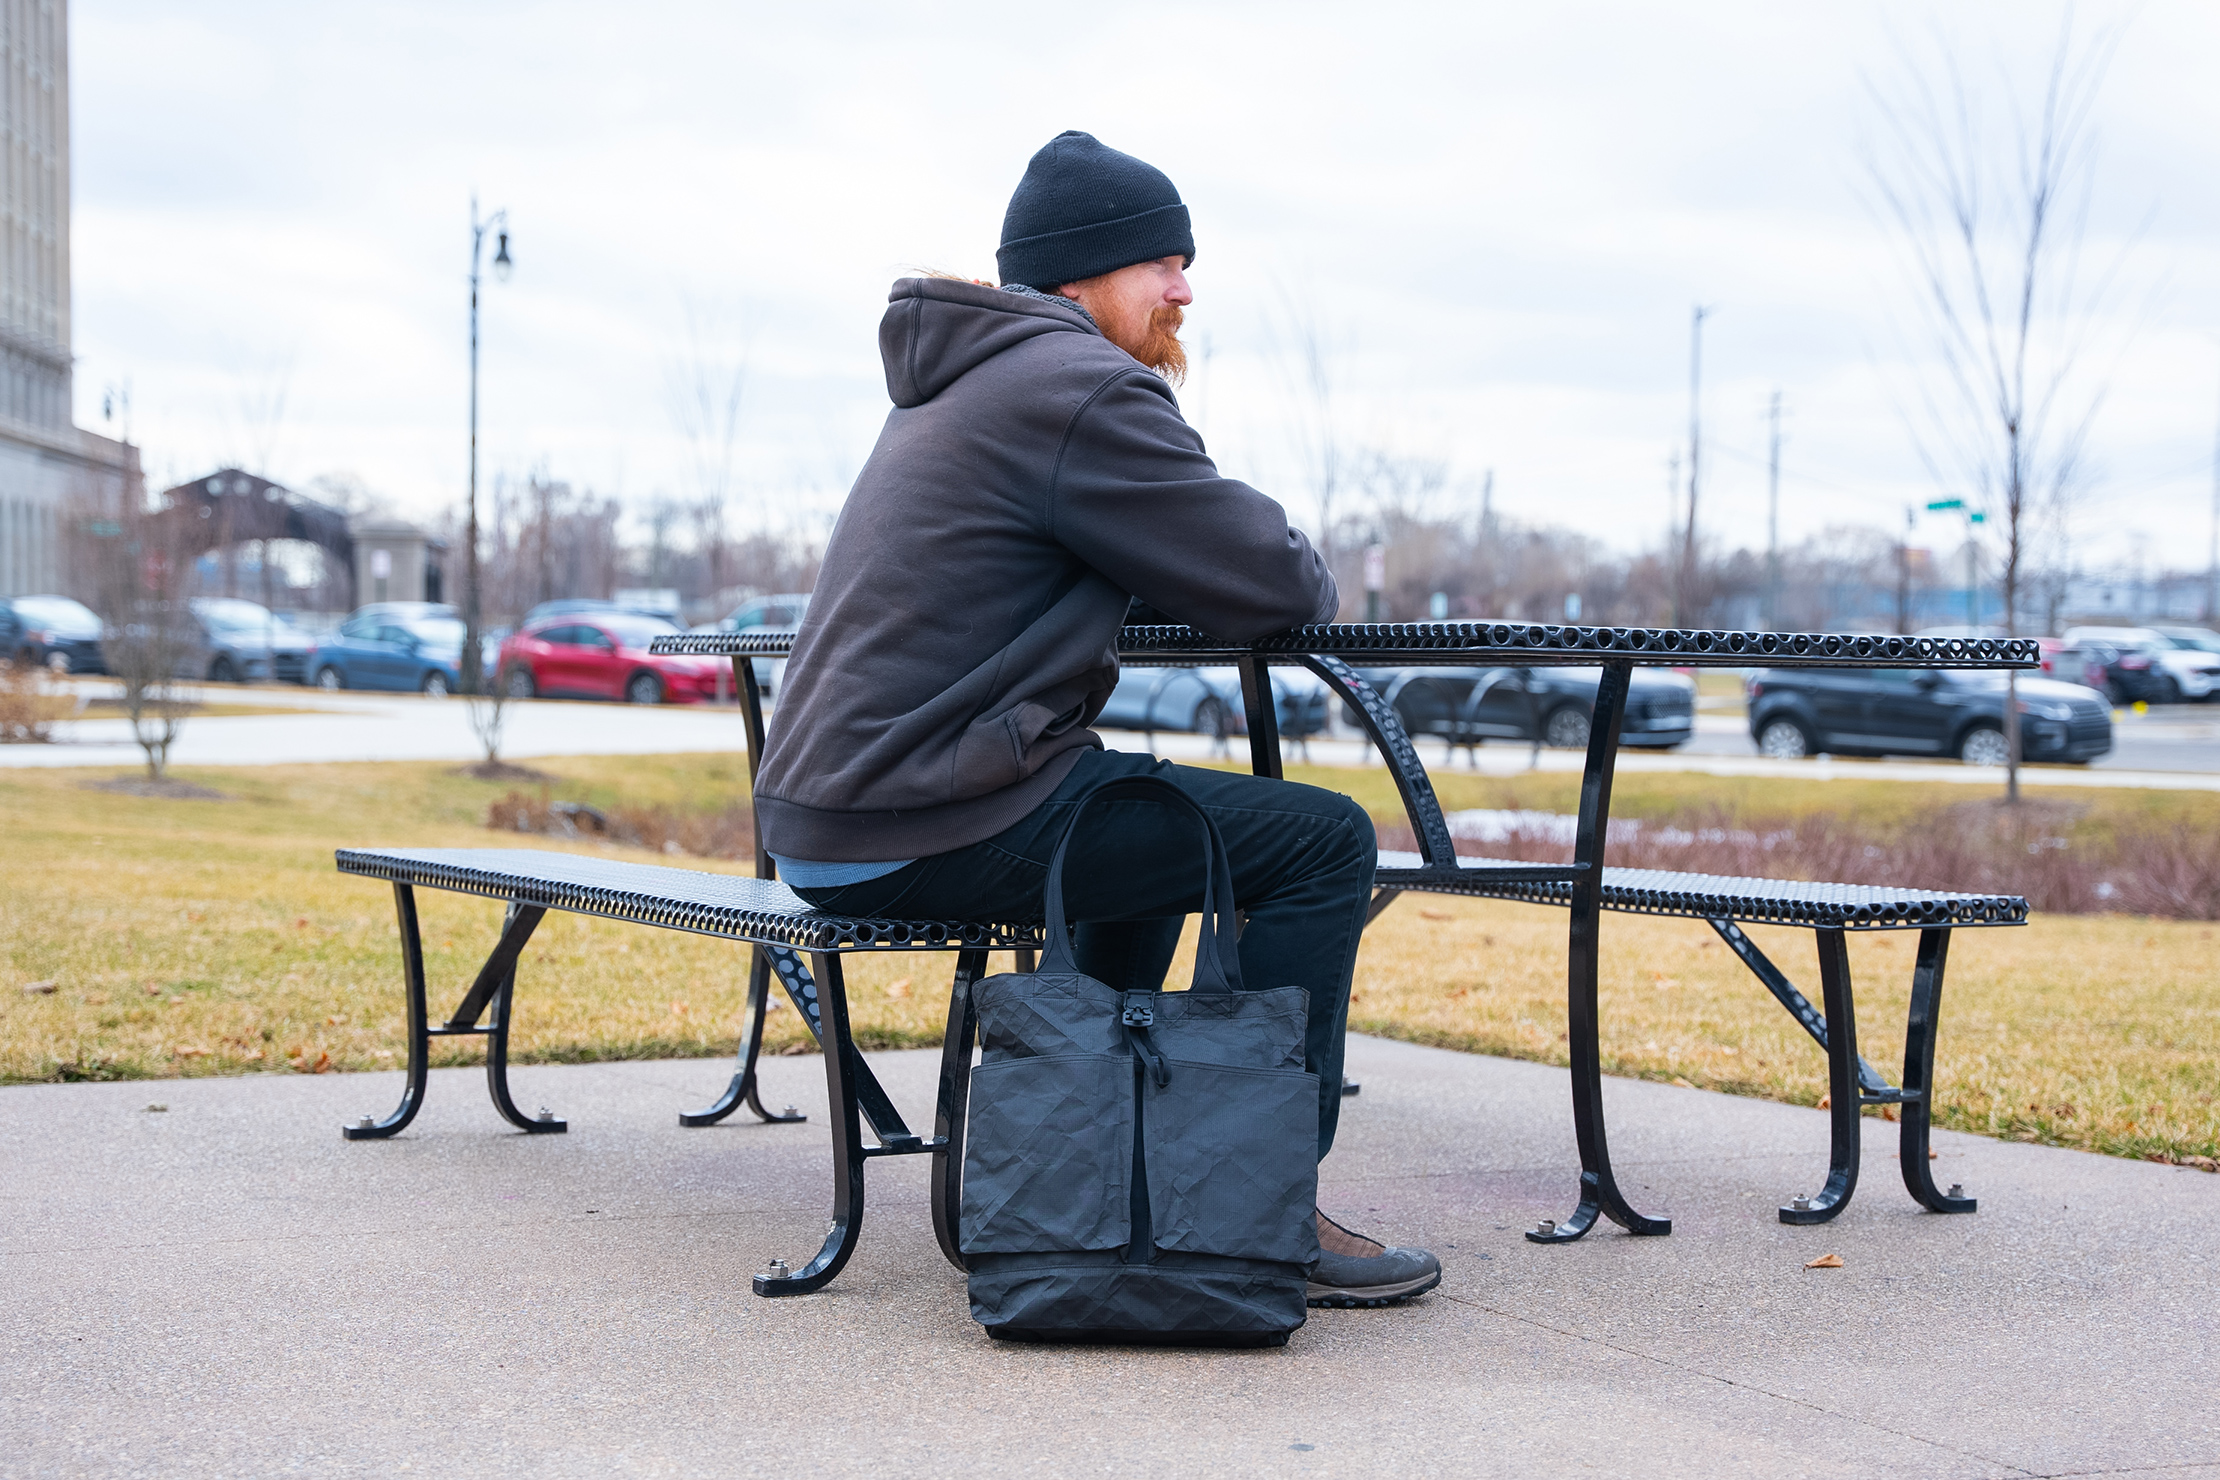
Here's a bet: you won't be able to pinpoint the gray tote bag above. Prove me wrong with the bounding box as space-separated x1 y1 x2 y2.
960 775 1320 1346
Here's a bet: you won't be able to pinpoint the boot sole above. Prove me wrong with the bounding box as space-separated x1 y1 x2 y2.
1305 1266 1442 1308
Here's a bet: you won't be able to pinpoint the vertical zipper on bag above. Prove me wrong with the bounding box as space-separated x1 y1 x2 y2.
1126 1050 1153 1265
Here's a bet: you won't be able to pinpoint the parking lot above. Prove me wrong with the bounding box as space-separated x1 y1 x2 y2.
10 676 2220 791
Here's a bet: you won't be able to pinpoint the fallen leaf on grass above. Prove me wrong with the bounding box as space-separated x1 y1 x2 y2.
289 1049 332 1074
1817 1094 1831 1109
172 1046 210 1059
21 980 58 995
886 977 912 999
1805 1253 1844 1269
2179 1155 2218 1173
1671 1077 1694 1089
1419 909 1452 922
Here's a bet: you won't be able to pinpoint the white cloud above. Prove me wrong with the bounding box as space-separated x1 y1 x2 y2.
68 0 2220 568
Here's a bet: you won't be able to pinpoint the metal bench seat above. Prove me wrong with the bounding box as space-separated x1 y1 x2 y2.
335 845 1033 1296
1366 846 2025 1227
1373 850 2028 931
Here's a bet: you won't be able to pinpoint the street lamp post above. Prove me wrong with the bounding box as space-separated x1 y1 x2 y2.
464 199 513 695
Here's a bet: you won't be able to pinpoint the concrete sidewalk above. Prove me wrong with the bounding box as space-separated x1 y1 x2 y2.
3 1036 2213 1478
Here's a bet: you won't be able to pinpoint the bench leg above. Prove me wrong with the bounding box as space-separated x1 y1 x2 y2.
930 948 990 1272
481 904 564 1134
1531 660 1669 1244
1899 928 1977 1214
756 950 867 1297
1782 929 1860 1223
681 947 810 1127
343 883 432 1140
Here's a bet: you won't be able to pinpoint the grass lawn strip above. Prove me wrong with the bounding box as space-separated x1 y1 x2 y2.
0 755 2212 1169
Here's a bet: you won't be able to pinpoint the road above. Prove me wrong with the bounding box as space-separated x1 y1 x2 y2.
6 679 2218 792
1681 704 2220 773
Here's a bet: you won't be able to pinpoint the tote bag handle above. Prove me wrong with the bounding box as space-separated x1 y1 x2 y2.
1035 775 1242 995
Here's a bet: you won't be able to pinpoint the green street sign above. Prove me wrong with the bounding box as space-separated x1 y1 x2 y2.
1926 498 1964 511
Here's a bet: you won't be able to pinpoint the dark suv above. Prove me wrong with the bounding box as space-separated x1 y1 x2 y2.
1746 668 2111 765
1357 665 1697 751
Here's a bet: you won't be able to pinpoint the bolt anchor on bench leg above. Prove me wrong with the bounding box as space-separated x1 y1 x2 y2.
682 948 809 1127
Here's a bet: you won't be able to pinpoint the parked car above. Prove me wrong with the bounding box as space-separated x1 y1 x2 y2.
0 594 105 673
497 611 729 704
519 597 684 629
307 604 469 695
2050 638 2165 706
697 593 813 697
188 598 318 683
1353 665 1696 751
1096 665 1331 740
1746 667 2111 764
2060 626 2220 703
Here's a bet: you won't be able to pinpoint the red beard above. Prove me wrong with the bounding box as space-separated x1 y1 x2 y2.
1128 304 1187 385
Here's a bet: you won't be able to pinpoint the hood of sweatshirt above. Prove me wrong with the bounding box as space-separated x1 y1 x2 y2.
879 277 1098 408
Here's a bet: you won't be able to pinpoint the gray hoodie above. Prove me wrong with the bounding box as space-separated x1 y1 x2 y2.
753 277 1337 862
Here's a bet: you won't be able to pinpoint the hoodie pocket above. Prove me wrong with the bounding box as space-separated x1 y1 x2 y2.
1004 700 1084 777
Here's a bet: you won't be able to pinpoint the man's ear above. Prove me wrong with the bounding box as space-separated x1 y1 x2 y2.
1055 284 1082 300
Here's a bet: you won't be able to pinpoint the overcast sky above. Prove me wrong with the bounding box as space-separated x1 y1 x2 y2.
69 0 2220 570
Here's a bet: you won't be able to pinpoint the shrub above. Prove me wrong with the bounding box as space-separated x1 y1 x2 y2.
0 660 77 743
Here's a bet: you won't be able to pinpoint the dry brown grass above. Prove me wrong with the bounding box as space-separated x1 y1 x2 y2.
1 755 2213 1167
1347 894 2218 1164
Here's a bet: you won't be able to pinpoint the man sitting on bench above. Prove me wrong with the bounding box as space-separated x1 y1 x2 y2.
753 130 1440 1308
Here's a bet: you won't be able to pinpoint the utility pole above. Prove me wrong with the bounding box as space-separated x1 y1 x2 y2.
1678 305 1711 627
1479 467 1494 534
1765 389 1782 630
464 198 513 696
1896 505 1914 635
2208 367 2219 623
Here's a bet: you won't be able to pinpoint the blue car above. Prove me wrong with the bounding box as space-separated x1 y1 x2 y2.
307 603 467 696
1095 665 1330 740
1 594 106 673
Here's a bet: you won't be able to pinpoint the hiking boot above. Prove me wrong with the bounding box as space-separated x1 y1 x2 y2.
1307 1209 1442 1308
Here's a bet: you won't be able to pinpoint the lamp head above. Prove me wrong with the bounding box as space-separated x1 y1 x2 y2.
493 231 513 282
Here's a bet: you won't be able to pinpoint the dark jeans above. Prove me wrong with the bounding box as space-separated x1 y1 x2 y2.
792 748 1376 1159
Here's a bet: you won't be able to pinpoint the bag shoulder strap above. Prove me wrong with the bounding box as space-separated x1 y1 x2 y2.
1036 774 1242 995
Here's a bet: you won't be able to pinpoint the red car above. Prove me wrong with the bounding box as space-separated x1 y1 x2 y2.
496 613 728 704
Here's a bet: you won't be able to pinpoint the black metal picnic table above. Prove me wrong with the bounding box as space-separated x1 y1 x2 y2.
650 622 2040 1247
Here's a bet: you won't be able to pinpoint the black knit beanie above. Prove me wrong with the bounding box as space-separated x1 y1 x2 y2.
996 131 1195 290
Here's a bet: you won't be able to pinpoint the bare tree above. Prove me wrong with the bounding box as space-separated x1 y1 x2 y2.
465 679 509 775
1265 286 1349 586
666 303 751 602
67 488 198 780
1864 14 2129 802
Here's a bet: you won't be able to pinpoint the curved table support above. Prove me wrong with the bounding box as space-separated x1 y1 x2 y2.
1899 928 1977 1214
1529 660 1671 1242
